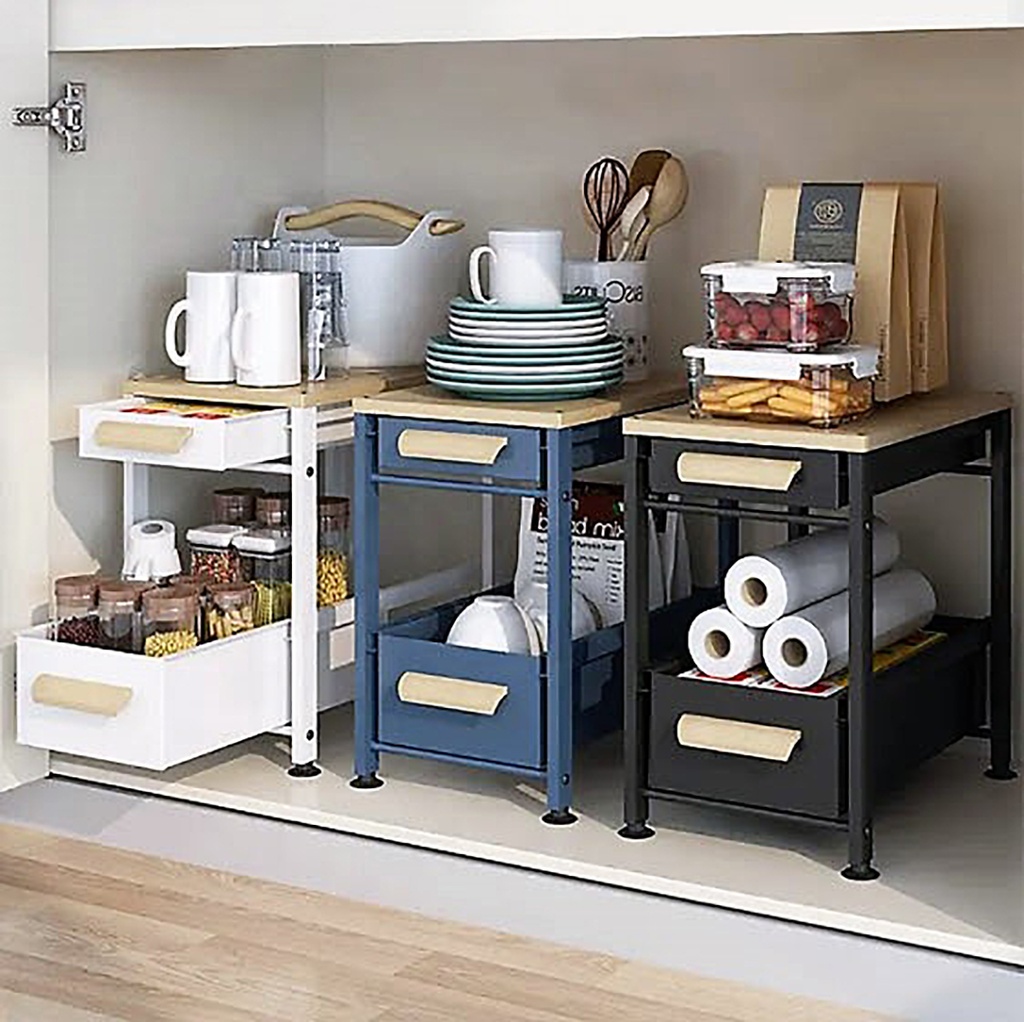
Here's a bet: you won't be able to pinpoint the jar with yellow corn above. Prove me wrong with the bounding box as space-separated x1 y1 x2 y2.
234 494 292 626
317 496 350 608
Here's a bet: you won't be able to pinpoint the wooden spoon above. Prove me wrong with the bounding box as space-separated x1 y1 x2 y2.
627 156 689 260
616 186 651 261
628 149 671 200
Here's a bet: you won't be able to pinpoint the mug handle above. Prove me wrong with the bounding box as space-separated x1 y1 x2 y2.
163 299 190 368
230 308 250 372
469 245 497 304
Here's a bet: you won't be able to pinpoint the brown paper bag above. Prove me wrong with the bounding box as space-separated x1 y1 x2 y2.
758 183 913 402
897 183 949 393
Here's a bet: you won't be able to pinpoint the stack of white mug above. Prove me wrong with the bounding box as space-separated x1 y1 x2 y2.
164 271 302 388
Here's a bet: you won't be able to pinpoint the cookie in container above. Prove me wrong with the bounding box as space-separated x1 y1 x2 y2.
683 344 878 428
702 260 855 352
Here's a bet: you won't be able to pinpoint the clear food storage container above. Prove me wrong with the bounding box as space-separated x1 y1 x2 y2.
98 579 153 653
186 523 248 584
317 496 351 608
212 487 263 526
205 582 256 640
702 261 855 351
683 345 877 428
235 493 292 626
52 574 104 646
142 586 200 657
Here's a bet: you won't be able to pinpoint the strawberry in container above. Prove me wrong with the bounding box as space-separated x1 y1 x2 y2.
702 261 855 352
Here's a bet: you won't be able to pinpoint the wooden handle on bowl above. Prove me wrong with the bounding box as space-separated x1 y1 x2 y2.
284 199 464 237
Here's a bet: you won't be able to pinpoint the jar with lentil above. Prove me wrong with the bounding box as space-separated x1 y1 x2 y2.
186 523 248 584
317 496 351 607
212 487 263 526
52 574 104 646
98 579 154 653
142 585 200 657
205 582 256 641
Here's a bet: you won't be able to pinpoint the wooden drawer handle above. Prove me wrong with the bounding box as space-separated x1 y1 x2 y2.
397 672 508 716
94 421 193 455
397 429 509 466
676 713 801 762
31 675 133 717
676 452 802 492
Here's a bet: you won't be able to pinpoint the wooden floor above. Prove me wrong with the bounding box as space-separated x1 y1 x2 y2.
0 824 892 1021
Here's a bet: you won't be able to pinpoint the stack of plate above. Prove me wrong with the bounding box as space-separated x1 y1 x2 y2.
426 295 624 400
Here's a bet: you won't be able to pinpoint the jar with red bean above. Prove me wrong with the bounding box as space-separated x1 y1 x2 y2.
53 574 104 646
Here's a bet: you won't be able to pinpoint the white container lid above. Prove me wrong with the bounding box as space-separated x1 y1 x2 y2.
700 260 856 296
185 523 246 549
233 529 291 555
683 344 879 382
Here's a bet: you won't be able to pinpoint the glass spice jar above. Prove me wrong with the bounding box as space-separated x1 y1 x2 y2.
98 579 153 653
236 493 292 625
142 585 200 657
53 574 104 646
317 496 351 608
186 524 248 584
212 487 264 526
205 582 256 640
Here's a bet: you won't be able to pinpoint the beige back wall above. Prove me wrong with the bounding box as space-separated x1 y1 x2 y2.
324 28 1024 736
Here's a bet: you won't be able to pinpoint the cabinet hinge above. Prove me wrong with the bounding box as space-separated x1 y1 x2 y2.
11 81 87 153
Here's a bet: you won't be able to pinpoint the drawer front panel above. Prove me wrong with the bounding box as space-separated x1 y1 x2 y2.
79 399 289 471
377 417 541 482
648 439 844 508
16 624 289 770
378 634 543 768
648 672 845 819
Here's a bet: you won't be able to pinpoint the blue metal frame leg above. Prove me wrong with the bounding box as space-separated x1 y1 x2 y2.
351 413 384 790
542 427 577 825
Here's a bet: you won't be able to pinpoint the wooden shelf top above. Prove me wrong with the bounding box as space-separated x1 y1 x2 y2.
622 391 1013 453
352 375 687 429
123 367 424 410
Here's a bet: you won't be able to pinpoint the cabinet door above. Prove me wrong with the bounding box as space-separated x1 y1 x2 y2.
0 1 51 790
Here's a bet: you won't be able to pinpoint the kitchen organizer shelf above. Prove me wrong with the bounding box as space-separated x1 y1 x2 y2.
33 369 428 778
351 376 690 820
621 391 1015 878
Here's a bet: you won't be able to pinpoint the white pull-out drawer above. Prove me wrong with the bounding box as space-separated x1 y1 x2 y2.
16 623 289 771
79 398 289 470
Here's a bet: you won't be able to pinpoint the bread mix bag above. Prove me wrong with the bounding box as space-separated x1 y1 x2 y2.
759 183 913 402
897 182 949 392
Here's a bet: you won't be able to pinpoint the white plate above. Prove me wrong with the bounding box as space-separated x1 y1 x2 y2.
427 357 622 377
449 323 609 339
449 314 608 332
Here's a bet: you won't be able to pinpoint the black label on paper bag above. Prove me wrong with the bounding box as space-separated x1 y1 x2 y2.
793 183 863 262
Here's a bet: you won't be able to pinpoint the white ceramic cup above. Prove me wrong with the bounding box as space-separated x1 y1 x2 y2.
446 595 535 655
517 581 599 652
230 272 302 388
163 271 238 383
469 229 563 308
564 259 649 380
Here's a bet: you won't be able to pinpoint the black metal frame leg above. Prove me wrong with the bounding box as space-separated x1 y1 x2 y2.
843 454 879 881
620 436 654 840
986 410 1017 781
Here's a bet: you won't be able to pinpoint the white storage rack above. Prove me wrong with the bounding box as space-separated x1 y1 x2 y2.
18 373 470 776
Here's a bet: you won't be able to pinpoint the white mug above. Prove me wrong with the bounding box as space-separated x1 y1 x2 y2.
164 271 237 383
230 272 302 388
469 229 563 308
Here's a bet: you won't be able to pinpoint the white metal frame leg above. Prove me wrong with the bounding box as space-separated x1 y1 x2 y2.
122 461 150 566
289 407 320 775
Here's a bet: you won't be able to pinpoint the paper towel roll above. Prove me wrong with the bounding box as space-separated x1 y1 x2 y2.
688 605 765 679
762 568 936 688
724 520 900 628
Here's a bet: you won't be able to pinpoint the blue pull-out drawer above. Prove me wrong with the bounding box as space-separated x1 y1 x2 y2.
377 417 542 483
378 634 543 769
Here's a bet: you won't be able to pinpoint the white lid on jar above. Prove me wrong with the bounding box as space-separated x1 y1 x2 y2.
233 529 291 555
700 260 856 296
186 523 246 549
683 344 879 381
